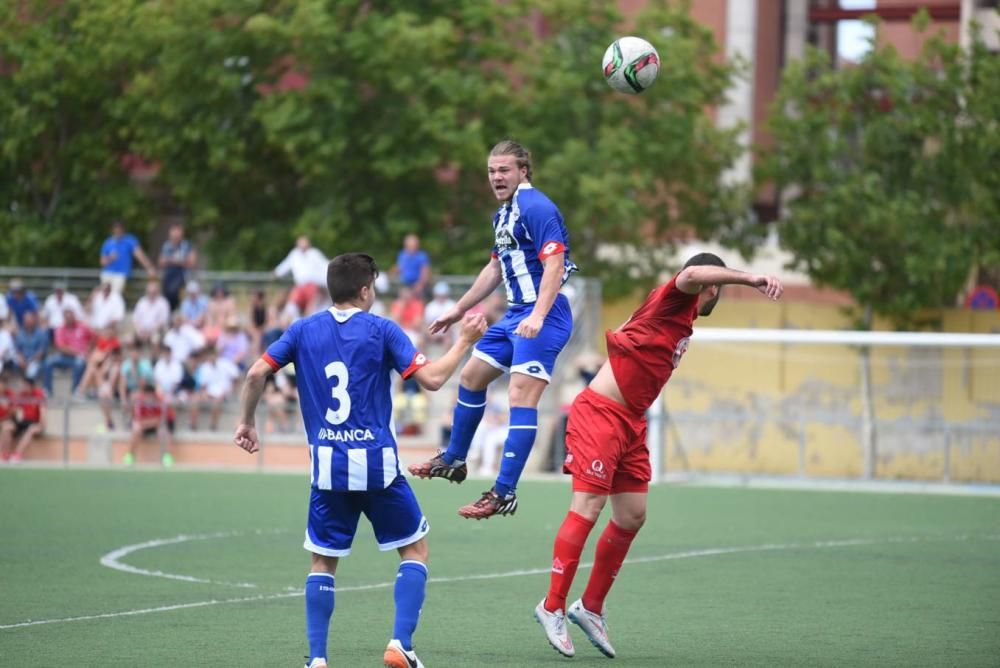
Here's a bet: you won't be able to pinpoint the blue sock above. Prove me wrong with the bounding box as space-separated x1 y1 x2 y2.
305 572 335 661
393 560 428 650
495 407 538 498
443 386 486 465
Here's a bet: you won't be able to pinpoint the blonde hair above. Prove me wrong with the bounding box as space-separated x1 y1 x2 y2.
489 139 532 181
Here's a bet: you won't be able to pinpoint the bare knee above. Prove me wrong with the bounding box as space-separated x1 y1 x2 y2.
310 552 338 574
508 374 547 407
569 492 607 524
614 509 645 531
398 537 428 565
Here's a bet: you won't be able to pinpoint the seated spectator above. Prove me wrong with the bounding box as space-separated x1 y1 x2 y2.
163 313 206 364
41 280 85 332
263 365 298 434
0 290 7 322
12 311 48 381
0 313 13 373
390 285 426 336
44 309 93 396
153 344 185 400
0 372 13 456
193 346 240 431
180 280 209 328
203 282 236 344
1 372 46 463
88 280 126 331
262 288 301 351
6 279 39 329
75 326 122 399
158 223 197 311
424 281 457 348
96 346 124 430
216 316 250 369
118 341 154 421
124 381 175 467
247 289 269 356
131 280 171 344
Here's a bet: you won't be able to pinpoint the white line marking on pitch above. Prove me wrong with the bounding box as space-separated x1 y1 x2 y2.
3 533 997 631
99 529 289 589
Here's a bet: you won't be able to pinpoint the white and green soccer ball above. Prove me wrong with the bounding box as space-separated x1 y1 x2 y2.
602 36 660 95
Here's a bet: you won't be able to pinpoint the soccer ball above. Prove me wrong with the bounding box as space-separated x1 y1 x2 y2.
602 36 660 95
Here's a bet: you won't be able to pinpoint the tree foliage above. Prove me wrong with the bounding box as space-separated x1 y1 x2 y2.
0 0 744 290
760 15 999 325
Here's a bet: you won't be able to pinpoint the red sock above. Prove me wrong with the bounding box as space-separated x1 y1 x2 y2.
544 511 596 613
581 521 638 613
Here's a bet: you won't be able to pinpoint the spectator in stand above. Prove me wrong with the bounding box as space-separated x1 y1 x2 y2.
180 280 209 328
0 290 8 322
273 235 328 314
118 341 155 415
96 346 124 430
390 285 426 337
41 280 85 332
193 346 240 431
392 233 431 295
247 289 269 356
0 313 13 373
424 281 457 348
132 280 171 344
203 282 237 344
12 311 48 381
163 312 206 364
216 316 251 370
0 372 13 455
6 279 39 329
75 325 121 398
153 343 185 402
158 223 197 311
124 381 175 468
263 366 298 434
1 372 46 462
44 309 92 396
261 288 299 352
99 220 156 293
89 280 126 331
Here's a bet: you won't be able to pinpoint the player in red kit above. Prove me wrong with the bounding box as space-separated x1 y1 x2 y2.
534 253 783 658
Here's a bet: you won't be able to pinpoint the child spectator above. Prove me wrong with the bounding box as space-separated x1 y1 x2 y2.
124 381 175 468
118 341 154 416
2 373 46 463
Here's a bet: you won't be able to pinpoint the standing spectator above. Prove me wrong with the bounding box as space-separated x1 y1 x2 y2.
180 280 209 327
124 382 175 468
158 223 197 311
41 280 85 331
163 313 206 364
0 313 13 373
74 325 121 398
203 282 237 344
193 346 240 430
6 279 39 329
424 281 458 348
89 281 126 331
44 309 92 396
392 233 431 295
273 235 328 314
12 311 48 381
2 373 46 462
216 316 251 370
131 280 171 344
99 221 156 293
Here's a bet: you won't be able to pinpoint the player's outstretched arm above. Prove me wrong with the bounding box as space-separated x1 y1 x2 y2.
414 313 488 391
428 258 502 335
676 266 784 301
233 358 274 454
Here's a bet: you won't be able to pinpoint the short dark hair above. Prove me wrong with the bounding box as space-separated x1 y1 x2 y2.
327 253 379 304
683 252 726 269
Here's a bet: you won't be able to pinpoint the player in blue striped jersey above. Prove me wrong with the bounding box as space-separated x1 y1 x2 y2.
234 253 486 668
410 139 578 520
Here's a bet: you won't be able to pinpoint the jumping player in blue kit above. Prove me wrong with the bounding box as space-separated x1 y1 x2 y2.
234 253 487 668
409 140 577 520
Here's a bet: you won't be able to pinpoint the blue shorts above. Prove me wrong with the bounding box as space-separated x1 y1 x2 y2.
472 293 573 383
303 475 428 557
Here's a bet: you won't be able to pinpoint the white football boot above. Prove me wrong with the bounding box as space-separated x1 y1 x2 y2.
383 638 425 668
534 599 575 657
567 598 616 658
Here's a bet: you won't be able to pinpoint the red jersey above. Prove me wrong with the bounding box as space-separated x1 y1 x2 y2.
133 393 175 422
606 276 698 414
0 389 13 421
15 388 46 423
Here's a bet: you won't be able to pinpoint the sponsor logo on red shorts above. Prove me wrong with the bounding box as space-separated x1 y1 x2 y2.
589 459 607 481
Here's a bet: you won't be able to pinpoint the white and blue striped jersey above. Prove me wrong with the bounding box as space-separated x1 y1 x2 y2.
263 307 427 492
491 183 577 305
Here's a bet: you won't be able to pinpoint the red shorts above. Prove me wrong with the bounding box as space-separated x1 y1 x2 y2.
562 387 650 495
290 284 319 312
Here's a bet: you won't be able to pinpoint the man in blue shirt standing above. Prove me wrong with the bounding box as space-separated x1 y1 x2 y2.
99 221 156 292
234 252 486 668
392 234 431 295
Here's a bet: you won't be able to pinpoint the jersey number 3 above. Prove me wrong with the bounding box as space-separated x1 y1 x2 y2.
324 361 351 425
